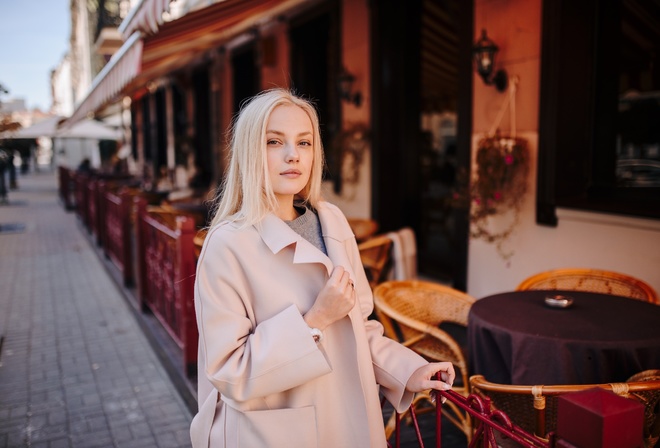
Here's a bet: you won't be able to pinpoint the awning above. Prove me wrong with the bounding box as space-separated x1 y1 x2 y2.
139 0 306 79
66 32 143 126
1 115 64 139
55 119 122 140
66 0 309 127
119 0 173 39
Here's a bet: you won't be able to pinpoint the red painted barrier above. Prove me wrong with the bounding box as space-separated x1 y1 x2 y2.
135 197 198 377
102 184 135 287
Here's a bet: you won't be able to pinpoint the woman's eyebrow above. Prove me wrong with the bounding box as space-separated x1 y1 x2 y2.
266 129 313 137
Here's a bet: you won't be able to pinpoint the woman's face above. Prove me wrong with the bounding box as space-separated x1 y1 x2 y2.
265 104 314 204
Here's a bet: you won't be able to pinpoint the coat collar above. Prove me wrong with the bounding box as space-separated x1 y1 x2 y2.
255 201 355 276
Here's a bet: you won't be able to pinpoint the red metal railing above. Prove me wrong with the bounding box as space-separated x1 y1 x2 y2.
135 197 198 376
388 389 553 448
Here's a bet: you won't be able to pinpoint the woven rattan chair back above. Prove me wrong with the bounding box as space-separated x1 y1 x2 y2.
470 374 660 446
348 218 379 243
516 268 658 304
626 370 660 448
373 280 477 440
358 235 393 290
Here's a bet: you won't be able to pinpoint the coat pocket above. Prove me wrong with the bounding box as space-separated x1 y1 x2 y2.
190 389 220 448
237 406 317 448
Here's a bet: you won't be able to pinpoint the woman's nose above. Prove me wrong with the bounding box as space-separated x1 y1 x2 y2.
285 144 299 162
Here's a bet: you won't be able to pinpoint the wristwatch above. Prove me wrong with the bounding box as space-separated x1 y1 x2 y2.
308 327 323 343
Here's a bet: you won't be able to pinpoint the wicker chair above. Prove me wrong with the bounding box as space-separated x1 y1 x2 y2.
627 370 660 448
358 235 393 290
516 268 658 304
348 218 379 243
470 373 660 447
373 280 477 440
193 228 208 263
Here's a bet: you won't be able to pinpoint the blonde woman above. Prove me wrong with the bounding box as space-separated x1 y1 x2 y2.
191 89 454 447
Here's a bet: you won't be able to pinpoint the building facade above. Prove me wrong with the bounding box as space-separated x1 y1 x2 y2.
65 0 660 296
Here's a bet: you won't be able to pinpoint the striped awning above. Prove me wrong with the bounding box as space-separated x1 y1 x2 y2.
140 0 305 77
66 0 309 126
66 32 143 126
119 0 173 39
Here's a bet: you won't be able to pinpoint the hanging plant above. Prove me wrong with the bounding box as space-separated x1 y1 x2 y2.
469 134 529 259
454 77 529 261
329 123 371 197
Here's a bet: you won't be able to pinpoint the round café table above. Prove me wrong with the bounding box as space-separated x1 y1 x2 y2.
467 290 660 385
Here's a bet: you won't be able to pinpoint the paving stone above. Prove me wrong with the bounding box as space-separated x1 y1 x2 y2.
47 438 71 448
0 171 193 447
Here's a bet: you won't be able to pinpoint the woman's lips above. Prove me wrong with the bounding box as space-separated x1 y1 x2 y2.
281 170 301 177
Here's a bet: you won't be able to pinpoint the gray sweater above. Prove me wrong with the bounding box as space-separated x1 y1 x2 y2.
285 205 328 255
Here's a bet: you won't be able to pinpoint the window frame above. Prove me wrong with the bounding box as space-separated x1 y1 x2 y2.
537 0 660 226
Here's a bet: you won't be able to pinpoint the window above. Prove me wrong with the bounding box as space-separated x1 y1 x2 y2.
537 0 660 225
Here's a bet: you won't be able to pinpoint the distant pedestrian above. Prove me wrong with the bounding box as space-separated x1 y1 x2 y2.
77 157 91 173
8 150 17 189
0 149 9 204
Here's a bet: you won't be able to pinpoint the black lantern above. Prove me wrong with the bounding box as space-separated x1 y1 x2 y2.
338 68 362 107
473 29 508 92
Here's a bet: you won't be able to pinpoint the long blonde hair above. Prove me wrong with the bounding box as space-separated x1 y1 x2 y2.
209 89 325 228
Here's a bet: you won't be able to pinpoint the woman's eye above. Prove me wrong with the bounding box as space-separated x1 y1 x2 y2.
299 141 312 147
267 139 280 145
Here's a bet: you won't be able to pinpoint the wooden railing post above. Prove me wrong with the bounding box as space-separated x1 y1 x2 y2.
102 185 136 288
134 196 149 312
175 216 198 377
86 178 97 236
119 188 134 287
96 180 106 248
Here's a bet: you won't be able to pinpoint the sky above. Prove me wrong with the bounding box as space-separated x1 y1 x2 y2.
0 0 70 111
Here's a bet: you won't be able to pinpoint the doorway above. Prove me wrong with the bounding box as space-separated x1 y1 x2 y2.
232 42 260 115
289 1 341 185
371 0 472 289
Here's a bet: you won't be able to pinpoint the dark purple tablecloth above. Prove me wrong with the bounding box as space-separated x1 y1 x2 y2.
468 290 660 385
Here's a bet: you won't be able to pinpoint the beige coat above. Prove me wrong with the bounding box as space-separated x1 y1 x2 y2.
191 201 427 448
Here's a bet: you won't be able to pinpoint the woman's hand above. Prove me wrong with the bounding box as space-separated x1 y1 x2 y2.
304 266 355 331
406 362 455 394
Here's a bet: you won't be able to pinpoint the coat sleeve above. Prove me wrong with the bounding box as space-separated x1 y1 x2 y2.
345 232 428 413
195 225 332 403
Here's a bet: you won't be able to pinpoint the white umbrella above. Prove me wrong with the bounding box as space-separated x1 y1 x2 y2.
56 119 121 140
2 115 64 139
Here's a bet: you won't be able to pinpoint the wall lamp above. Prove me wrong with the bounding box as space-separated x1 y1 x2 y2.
338 68 362 107
473 29 508 92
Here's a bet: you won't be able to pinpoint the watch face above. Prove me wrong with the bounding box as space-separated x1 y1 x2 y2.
309 327 323 343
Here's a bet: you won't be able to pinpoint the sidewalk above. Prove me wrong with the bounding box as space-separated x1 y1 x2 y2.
0 170 193 448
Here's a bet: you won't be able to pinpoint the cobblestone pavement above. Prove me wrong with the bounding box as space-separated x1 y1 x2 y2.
0 170 192 448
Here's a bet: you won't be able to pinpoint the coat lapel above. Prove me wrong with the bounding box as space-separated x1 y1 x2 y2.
254 203 358 281
256 212 334 275
316 201 356 276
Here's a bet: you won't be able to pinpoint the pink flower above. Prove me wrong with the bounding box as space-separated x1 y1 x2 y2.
494 191 502 200
505 154 514 165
